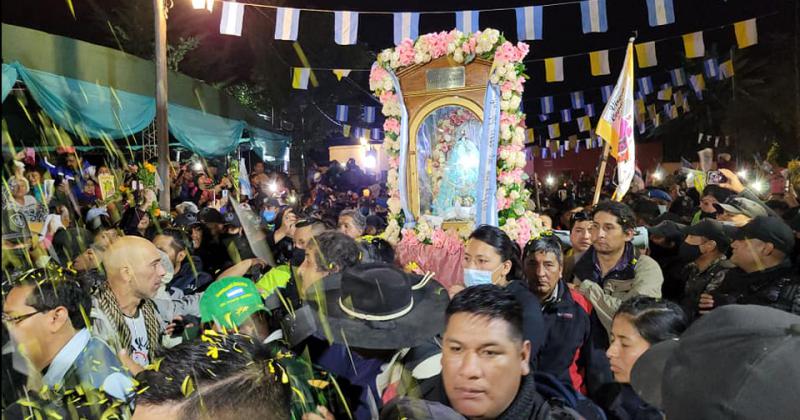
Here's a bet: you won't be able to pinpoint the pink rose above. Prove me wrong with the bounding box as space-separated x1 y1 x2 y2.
383 118 401 134
369 66 389 86
380 91 397 105
516 42 530 60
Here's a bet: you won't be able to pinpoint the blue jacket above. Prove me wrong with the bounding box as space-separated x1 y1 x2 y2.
167 255 214 295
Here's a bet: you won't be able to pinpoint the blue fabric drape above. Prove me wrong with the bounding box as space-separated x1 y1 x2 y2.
11 62 156 139
248 126 291 160
2 63 18 103
476 82 501 227
387 67 415 227
168 103 245 157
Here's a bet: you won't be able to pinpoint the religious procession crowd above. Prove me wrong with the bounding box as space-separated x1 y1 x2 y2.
1 146 798 420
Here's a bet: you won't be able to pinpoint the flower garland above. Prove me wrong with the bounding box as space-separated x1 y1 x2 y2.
370 28 544 248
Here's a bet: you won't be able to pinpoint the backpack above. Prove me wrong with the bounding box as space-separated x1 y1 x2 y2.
534 372 607 420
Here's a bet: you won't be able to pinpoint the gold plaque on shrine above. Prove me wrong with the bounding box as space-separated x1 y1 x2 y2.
425 67 466 91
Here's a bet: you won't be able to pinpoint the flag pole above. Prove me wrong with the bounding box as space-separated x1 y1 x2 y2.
593 141 611 205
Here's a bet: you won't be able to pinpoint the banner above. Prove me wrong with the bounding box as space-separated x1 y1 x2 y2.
476 82 501 227
516 6 544 40
386 68 414 227
734 18 758 49
545 57 564 82
332 69 352 81
581 0 608 33
646 0 675 26
334 11 359 45
570 91 585 110
540 96 555 114
635 42 658 68
274 7 300 40
456 10 480 33
335 104 348 121
596 39 636 200
220 1 245 36
589 50 611 76
683 31 705 58
393 12 420 45
292 68 310 89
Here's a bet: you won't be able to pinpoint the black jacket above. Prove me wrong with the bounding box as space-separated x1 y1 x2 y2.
711 260 800 315
168 256 214 295
595 383 663 420
539 281 612 396
506 280 548 369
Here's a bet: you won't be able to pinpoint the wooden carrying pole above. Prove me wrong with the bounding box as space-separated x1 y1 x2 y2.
155 0 171 209
592 141 611 205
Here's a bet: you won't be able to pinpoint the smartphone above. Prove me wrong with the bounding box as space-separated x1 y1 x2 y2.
222 189 228 198
706 171 727 185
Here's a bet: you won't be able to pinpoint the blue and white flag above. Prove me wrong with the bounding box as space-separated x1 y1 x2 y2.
585 103 597 117
539 114 549 122
601 85 614 103
456 11 480 34
540 96 555 114
646 0 675 27
335 105 348 122
476 82 501 227
393 12 420 45
637 76 654 95
239 158 252 197
570 91 585 109
561 109 572 122
670 68 687 86
274 7 300 40
515 6 544 40
581 0 608 33
371 127 382 140
220 1 245 36
704 58 719 80
334 11 359 45
363 106 376 123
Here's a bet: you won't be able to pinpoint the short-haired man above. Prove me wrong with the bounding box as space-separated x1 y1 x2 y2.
92 236 167 368
297 231 361 298
152 228 213 295
441 285 577 419
563 211 594 281
571 201 664 331
524 237 611 395
700 216 800 315
3 268 134 402
678 219 735 321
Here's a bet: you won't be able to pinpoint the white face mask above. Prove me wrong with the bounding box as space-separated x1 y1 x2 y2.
463 264 503 287
657 205 668 215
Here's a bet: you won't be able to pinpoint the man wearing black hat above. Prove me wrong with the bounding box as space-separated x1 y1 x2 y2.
700 216 800 315
193 207 232 275
630 305 800 420
646 220 686 301
678 219 735 321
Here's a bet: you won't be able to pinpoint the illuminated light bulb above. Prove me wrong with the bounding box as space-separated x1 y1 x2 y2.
192 0 205 9
192 161 203 171
364 154 377 169
545 175 555 186
737 169 748 179
268 182 278 193
653 170 663 181
750 180 765 193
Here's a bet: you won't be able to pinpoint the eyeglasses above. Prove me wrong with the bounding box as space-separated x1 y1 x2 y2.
2 310 44 325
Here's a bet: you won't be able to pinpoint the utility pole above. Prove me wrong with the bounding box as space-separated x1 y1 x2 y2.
154 0 171 209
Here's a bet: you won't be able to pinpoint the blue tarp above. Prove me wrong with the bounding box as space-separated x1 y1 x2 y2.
2 62 289 158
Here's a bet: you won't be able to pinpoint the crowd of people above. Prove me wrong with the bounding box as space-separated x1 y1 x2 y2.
2 147 799 420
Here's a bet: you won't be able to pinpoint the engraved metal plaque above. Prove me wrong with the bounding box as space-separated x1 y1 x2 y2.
425 67 465 90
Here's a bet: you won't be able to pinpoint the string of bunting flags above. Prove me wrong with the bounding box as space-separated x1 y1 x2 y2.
206 0 762 90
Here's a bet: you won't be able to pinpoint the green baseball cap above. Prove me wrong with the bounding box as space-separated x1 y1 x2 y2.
200 277 267 330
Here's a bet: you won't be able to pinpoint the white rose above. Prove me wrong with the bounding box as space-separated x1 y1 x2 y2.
500 100 510 111
414 52 425 64
388 197 402 214
509 95 521 110
501 125 512 140
497 186 507 198
496 65 507 77
510 190 520 200
490 74 500 84
502 90 512 100
383 78 393 91
453 50 464 63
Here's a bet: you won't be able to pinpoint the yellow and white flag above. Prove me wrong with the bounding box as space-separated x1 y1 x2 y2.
683 32 705 58
635 42 658 68
545 57 564 82
596 39 636 200
589 50 610 76
292 68 310 89
734 19 758 49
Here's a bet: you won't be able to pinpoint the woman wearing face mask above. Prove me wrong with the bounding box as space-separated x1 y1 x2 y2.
458 225 547 369
597 296 687 420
